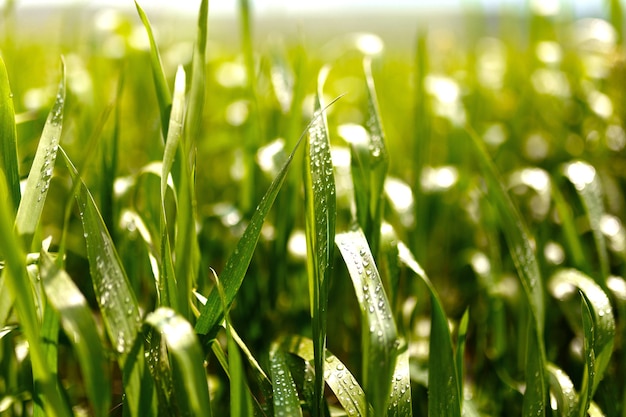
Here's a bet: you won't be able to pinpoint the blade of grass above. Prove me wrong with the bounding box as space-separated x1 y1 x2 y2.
387 343 412 417
144 308 212 417
15 62 65 245
336 228 398 417
0 55 20 211
467 127 547 416
195 98 341 336
549 268 615 416
0 171 71 417
39 251 111 417
304 66 336 417
270 348 303 417
547 363 578 417
185 0 208 147
397 242 461 417
135 0 172 137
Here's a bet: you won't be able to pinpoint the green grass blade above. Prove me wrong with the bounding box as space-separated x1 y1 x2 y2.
397 242 461 417
0 55 20 211
144 308 212 417
185 0 208 147
39 251 111 417
388 344 412 417
270 348 303 417
304 70 336 417
456 308 469 398
561 161 610 287
135 0 172 136
546 363 578 417
336 228 398 417
467 127 546 416
195 101 340 336
0 172 71 417
15 63 65 244
549 268 615 416
281 335 372 417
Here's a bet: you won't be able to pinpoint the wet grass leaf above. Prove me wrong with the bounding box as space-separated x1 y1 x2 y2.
387 344 412 417
270 348 303 417
0 55 20 211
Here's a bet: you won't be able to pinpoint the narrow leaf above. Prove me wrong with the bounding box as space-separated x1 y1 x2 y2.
0 55 20 210
40 251 111 417
546 363 578 417
336 228 398 417
388 344 412 417
270 348 303 417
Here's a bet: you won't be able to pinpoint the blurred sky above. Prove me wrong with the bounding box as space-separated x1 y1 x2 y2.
1 0 612 16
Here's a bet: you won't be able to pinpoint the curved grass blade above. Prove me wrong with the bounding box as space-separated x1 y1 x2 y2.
388 343 412 417
270 348 303 417
336 228 398 417
304 67 336 417
144 308 212 417
15 63 65 244
548 268 615 416
466 127 546 416
0 56 20 211
135 0 172 136
39 251 111 417
561 161 610 287
281 335 372 417
0 172 71 417
195 98 342 336
546 363 577 417
397 242 461 417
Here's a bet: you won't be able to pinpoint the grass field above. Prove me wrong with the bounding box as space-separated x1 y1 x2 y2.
2 0 626 416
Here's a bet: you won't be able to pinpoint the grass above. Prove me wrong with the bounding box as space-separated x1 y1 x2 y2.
2 0 626 416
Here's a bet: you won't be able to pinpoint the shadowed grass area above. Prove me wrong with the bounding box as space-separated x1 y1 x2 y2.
2 1 626 416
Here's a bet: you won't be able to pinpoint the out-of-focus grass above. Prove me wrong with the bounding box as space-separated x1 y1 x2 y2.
2 1 626 416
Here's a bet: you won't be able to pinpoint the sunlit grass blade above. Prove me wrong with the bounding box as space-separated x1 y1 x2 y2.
388 344 412 417
551 184 588 273
60 149 157 416
466 127 546 416
304 67 336 417
336 228 398 417
135 0 172 136
39 251 111 417
561 161 610 287
15 63 65 244
397 242 461 417
547 363 577 417
548 268 615 416
270 348 303 417
185 0 208 146
350 59 389 255
281 335 372 417
0 172 71 417
195 100 341 336
0 55 20 211
144 308 212 417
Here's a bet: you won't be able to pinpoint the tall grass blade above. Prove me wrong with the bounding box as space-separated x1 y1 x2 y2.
0 55 20 211
185 0 208 146
39 251 111 417
135 0 172 136
195 100 341 336
336 228 398 417
281 335 372 416
304 68 336 417
144 308 212 417
60 149 157 417
561 161 610 287
15 63 65 244
270 348 303 417
397 242 461 417
467 128 547 416
387 345 412 417
0 172 71 417
547 363 577 417
548 268 615 416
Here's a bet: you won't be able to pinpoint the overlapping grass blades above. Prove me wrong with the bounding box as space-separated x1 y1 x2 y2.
144 308 212 417
39 251 111 417
397 241 461 417
0 55 19 211
336 228 398 417
467 128 547 416
304 67 336 417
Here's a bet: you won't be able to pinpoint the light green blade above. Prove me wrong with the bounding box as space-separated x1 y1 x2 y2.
39 251 111 417
144 308 212 417
270 348 303 417
397 242 461 417
0 55 20 211
546 363 578 417
336 228 398 417
15 63 65 243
